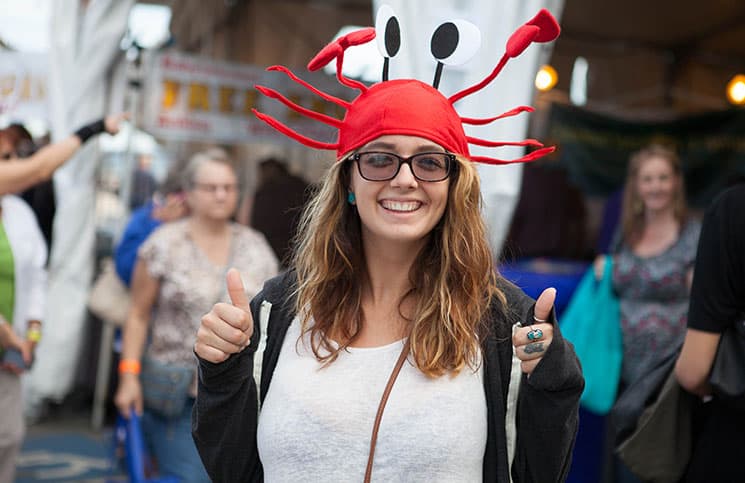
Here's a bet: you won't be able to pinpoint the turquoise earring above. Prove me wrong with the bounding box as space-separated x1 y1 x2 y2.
347 192 356 205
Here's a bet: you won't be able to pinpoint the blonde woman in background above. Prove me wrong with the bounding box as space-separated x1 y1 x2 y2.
115 148 277 483
597 145 701 482
606 145 700 389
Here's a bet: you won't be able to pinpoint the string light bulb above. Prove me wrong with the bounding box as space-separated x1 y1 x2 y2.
726 74 745 105
535 64 558 92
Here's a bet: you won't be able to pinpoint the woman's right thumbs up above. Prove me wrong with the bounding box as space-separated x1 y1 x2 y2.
195 268 254 363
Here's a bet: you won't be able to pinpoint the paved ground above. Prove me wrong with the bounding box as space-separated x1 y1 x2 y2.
15 399 126 483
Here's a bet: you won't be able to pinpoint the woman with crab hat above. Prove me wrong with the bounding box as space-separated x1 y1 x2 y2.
192 8 582 483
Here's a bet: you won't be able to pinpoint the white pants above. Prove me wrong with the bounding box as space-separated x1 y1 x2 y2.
0 370 24 483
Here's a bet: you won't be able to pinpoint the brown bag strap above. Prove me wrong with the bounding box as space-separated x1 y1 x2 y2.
364 338 411 483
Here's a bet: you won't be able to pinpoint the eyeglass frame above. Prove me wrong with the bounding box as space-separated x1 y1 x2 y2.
346 151 456 182
192 182 239 194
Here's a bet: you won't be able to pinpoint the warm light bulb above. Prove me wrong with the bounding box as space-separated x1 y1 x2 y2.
535 65 558 92
726 74 745 105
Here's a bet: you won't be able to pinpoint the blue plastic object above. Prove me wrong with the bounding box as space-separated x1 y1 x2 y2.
111 410 180 483
126 411 147 482
499 258 588 318
560 255 622 414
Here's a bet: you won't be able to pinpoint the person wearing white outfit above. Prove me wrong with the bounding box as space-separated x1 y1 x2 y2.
0 195 47 482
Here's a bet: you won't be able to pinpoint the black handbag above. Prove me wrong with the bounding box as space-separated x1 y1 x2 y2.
616 369 695 483
709 317 745 409
611 349 679 445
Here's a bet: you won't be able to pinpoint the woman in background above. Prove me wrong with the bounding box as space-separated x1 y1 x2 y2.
609 145 699 389
599 144 700 482
114 148 278 483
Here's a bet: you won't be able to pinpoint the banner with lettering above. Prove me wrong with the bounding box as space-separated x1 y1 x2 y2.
143 51 351 145
547 104 745 205
0 52 48 122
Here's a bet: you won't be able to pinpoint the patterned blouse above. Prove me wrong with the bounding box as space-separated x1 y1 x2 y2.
612 219 701 385
138 219 278 369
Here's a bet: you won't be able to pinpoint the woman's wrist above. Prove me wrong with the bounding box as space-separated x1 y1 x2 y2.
73 119 106 144
26 325 42 343
118 358 141 376
0 315 10 348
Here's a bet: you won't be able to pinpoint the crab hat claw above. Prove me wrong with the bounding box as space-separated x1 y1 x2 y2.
506 8 560 58
308 27 376 93
308 27 376 71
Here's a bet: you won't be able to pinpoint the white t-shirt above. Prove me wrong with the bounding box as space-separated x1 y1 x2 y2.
257 317 488 482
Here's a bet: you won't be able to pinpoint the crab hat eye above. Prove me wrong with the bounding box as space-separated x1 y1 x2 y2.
375 4 401 58
430 19 481 66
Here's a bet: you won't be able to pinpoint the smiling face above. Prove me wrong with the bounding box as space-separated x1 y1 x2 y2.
635 155 679 215
348 135 450 251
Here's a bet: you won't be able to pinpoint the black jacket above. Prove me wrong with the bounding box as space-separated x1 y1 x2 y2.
193 271 583 482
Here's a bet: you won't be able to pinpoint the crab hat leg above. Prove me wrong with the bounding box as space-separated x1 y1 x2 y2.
470 146 556 165
266 65 350 109
449 9 560 104
460 106 535 125
251 109 339 150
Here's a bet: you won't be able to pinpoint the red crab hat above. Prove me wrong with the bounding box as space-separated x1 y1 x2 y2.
253 7 560 165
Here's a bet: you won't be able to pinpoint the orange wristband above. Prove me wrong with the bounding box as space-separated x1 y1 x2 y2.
118 359 141 375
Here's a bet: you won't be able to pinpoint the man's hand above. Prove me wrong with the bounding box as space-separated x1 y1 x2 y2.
195 268 254 363
593 255 607 281
513 288 556 375
103 112 130 135
153 193 187 223
0 332 33 375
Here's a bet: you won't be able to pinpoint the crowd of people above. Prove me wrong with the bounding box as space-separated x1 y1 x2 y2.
0 115 125 481
0 115 307 481
1 6 744 483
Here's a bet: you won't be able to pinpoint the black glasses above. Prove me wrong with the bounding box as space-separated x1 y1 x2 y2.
349 151 454 182
193 182 239 194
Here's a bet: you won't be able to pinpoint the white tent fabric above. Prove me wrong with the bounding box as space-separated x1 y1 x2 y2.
26 0 133 406
371 0 564 256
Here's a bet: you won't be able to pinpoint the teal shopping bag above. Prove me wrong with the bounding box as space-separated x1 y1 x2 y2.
560 255 622 414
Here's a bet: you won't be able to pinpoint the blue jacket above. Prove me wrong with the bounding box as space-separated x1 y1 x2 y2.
114 202 161 286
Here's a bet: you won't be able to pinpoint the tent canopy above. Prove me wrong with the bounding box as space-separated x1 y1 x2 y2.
551 0 745 116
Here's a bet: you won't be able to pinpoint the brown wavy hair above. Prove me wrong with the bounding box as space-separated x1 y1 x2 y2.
620 144 688 246
291 156 505 378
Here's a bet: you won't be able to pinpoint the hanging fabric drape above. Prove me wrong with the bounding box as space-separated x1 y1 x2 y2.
27 0 134 407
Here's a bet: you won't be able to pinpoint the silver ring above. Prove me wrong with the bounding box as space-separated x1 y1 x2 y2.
527 327 544 341
533 314 547 323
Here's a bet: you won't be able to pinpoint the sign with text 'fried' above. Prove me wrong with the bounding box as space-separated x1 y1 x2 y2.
143 52 351 145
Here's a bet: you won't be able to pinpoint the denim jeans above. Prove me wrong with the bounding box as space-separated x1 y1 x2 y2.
142 399 209 483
